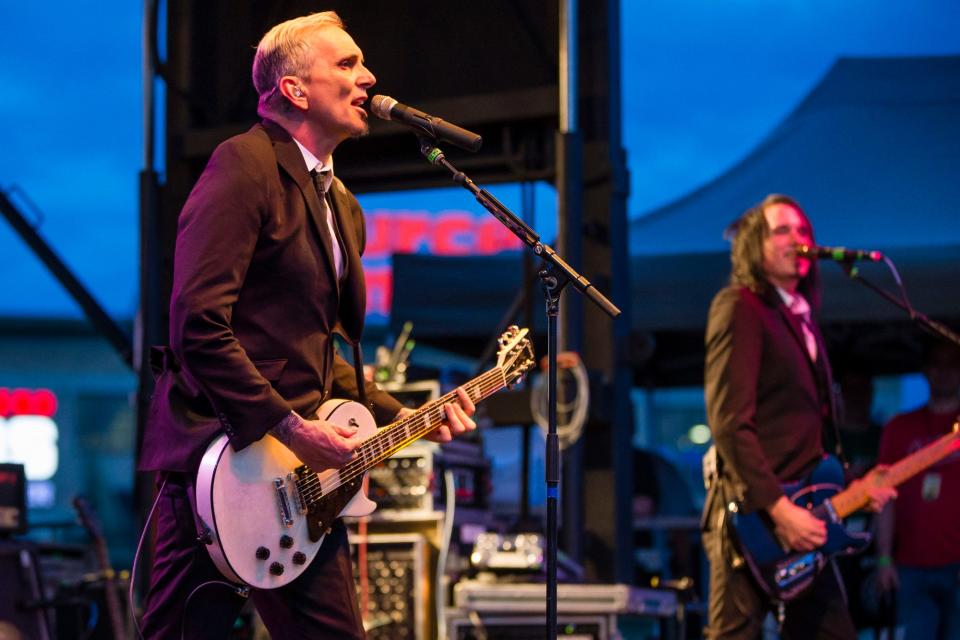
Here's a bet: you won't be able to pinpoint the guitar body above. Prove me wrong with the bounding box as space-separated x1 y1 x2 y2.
196 399 378 589
194 326 535 589
729 455 871 601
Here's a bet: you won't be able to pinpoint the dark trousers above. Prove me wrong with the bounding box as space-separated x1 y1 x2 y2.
702 505 856 640
140 473 364 640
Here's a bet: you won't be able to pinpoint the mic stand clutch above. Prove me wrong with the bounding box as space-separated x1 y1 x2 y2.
417 136 620 636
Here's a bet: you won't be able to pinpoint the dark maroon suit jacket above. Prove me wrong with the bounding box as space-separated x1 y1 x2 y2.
140 120 402 473
703 285 836 513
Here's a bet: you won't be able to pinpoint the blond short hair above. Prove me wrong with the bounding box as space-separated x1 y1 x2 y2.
252 11 345 117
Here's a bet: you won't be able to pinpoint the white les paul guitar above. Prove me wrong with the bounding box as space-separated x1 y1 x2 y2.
196 326 534 588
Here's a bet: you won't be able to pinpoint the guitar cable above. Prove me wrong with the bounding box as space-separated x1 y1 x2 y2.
129 474 167 640
128 475 249 640
179 580 250 640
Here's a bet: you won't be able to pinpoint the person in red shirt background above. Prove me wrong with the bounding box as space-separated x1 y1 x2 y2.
875 340 960 640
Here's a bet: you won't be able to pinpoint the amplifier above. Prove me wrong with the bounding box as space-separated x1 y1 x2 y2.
453 580 678 618
383 380 441 410
0 463 27 534
368 444 435 514
367 440 491 517
434 439 489 515
350 532 428 640
445 611 614 640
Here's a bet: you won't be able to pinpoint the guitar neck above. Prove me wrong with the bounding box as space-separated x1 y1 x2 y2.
75 498 126 640
353 366 506 472
829 423 960 519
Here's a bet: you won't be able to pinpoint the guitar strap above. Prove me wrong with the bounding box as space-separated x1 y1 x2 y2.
701 445 746 568
792 310 849 471
351 342 369 411
814 340 849 470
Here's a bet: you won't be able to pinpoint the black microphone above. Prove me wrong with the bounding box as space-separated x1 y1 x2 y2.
370 95 482 152
797 244 884 262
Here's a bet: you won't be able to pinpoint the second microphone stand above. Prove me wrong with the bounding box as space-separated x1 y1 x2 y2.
838 258 960 347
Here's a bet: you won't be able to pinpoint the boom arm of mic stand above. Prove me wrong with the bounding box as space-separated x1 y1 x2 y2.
839 262 960 347
420 139 621 319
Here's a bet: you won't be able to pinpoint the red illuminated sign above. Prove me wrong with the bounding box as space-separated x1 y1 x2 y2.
0 388 58 418
365 210 523 258
362 210 523 317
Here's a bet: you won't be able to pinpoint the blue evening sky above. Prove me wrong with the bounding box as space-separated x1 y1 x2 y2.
1 2 957 320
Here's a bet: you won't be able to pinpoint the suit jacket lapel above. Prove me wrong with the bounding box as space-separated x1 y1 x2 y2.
263 120 340 287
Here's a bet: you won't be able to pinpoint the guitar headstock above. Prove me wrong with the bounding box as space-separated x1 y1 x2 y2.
496 326 535 388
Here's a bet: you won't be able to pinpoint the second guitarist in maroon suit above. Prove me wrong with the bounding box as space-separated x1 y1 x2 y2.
701 194 895 639
138 11 476 639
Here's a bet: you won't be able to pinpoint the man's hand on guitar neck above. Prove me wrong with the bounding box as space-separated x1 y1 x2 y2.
421 387 477 443
272 412 366 470
768 495 827 551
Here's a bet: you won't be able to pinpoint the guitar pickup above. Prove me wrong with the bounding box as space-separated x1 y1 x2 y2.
774 552 818 588
274 477 294 527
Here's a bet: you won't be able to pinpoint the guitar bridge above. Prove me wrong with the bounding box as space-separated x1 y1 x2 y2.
287 472 308 514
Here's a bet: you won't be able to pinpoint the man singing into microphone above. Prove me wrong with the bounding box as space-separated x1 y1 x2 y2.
138 12 476 638
701 194 895 638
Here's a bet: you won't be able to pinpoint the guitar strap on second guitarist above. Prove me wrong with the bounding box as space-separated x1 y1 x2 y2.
701 445 746 569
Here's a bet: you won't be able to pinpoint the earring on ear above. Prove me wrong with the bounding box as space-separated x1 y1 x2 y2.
293 87 304 98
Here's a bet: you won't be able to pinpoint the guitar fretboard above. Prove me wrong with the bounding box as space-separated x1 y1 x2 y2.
355 367 505 469
829 423 959 519
299 366 510 509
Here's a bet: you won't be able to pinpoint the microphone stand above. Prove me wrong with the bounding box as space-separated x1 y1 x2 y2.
417 137 620 639
838 260 960 347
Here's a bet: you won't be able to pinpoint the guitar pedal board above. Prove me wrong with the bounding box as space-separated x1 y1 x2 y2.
350 533 427 640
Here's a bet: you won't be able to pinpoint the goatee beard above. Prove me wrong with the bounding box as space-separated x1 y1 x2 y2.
350 122 370 139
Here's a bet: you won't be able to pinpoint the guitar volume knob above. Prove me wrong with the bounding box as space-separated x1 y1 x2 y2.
255 546 270 560
279 535 294 549
269 562 285 576
292 551 307 565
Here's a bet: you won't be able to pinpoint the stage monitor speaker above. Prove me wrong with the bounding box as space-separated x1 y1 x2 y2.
0 541 53 640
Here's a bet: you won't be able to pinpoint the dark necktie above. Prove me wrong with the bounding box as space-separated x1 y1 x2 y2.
310 169 345 280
